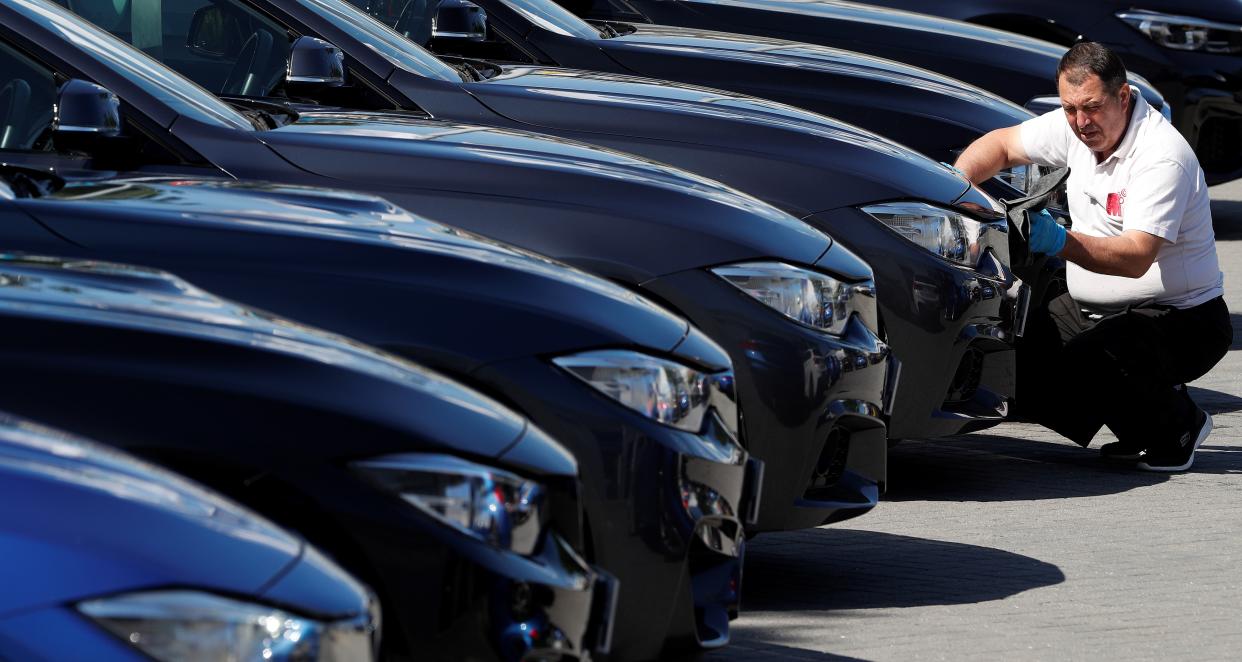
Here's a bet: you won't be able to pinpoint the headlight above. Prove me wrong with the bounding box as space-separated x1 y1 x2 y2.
711 262 860 335
862 202 990 267
352 454 546 555
1117 10 1242 54
78 591 375 662
552 350 739 443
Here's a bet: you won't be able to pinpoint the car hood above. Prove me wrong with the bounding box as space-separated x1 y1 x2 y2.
0 254 533 457
669 0 1168 110
0 413 311 614
684 0 1067 57
464 66 970 210
21 173 694 365
609 21 1030 114
255 106 839 273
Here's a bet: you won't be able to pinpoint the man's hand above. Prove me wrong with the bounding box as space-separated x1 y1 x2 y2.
1029 209 1066 255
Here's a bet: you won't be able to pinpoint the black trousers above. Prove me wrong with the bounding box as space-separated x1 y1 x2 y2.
1017 293 1232 449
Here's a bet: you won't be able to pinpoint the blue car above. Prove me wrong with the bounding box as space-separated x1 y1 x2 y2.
0 412 379 661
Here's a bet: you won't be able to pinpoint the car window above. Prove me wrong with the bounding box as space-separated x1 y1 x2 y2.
14 0 252 130
303 0 465 82
59 0 291 98
494 0 602 39
0 41 56 151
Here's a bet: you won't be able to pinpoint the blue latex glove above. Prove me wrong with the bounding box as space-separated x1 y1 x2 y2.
1028 209 1066 256
939 161 967 180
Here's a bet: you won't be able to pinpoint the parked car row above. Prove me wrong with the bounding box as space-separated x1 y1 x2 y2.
0 0 1217 659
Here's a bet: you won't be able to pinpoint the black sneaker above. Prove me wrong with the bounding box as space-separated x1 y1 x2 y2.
1136 407 1211 472
1100 440 1146 461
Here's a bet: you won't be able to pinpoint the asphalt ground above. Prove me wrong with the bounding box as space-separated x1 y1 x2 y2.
704 178 1242 662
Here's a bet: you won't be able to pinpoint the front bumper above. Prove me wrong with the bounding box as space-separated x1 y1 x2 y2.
804 207 1021 440
244 464 606 662
471 357 753 661
642 268 889 533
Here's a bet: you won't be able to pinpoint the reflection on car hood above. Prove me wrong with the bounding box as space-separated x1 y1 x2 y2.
681 0 1068 57
669 0 1167 109
255 106 838 271
26 173 695 361
0 412 305 613
264 108 755 199
44 175 671 318
0 254 530 449
612 22 1029 112
470 65 969 208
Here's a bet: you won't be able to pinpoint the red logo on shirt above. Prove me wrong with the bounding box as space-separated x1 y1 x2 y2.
1106 189 1127 217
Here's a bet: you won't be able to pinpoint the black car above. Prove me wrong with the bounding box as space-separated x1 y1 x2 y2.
561 0 1168 123
56 0 1017 450
336 0 1033 167
849 0 1242 184
9 0 892 548
0 254 612 661
0 166 771 659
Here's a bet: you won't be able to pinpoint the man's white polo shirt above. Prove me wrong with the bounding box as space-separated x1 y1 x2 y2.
1020 86 1222 311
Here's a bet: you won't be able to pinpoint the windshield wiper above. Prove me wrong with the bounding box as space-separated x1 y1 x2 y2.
222 97 299 130
452 62 483 82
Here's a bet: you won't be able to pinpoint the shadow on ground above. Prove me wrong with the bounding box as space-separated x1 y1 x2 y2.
882 432 1170 502
1190 383 1242 413
736 528 1063 613
702 641 871 661
888 417 1242 500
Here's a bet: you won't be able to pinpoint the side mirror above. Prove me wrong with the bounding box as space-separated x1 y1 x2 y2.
286 36 345 88
53 79 121 153
186 5 233 59
433 0 488 42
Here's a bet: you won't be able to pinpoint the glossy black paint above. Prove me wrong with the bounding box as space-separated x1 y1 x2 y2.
0 168 753 660
9 0 889 551
94 0 1008 447
565 0 1166 115
849 0 1242 183
0 412 376 661
338 0 1032 166
275 0 1020 441
0 254 604 661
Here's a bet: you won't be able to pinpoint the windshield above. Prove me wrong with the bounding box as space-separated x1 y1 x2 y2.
301 0 464 82
495 0 602 39
20 0 252 130
55 0 299 102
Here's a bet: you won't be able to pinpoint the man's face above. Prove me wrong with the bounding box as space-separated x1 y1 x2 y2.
1057 71 1131 155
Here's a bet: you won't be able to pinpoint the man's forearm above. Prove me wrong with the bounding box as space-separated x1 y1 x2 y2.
953 127 1025 184
1059 231 1159 278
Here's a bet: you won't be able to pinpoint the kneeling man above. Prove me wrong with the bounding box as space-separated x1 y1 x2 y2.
954 41 1231 471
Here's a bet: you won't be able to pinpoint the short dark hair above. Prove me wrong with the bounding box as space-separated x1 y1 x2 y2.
1057 42 1128 93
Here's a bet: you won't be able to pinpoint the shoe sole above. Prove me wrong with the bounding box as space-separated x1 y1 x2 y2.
1102 451 1145 461
1136 412 1212 473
